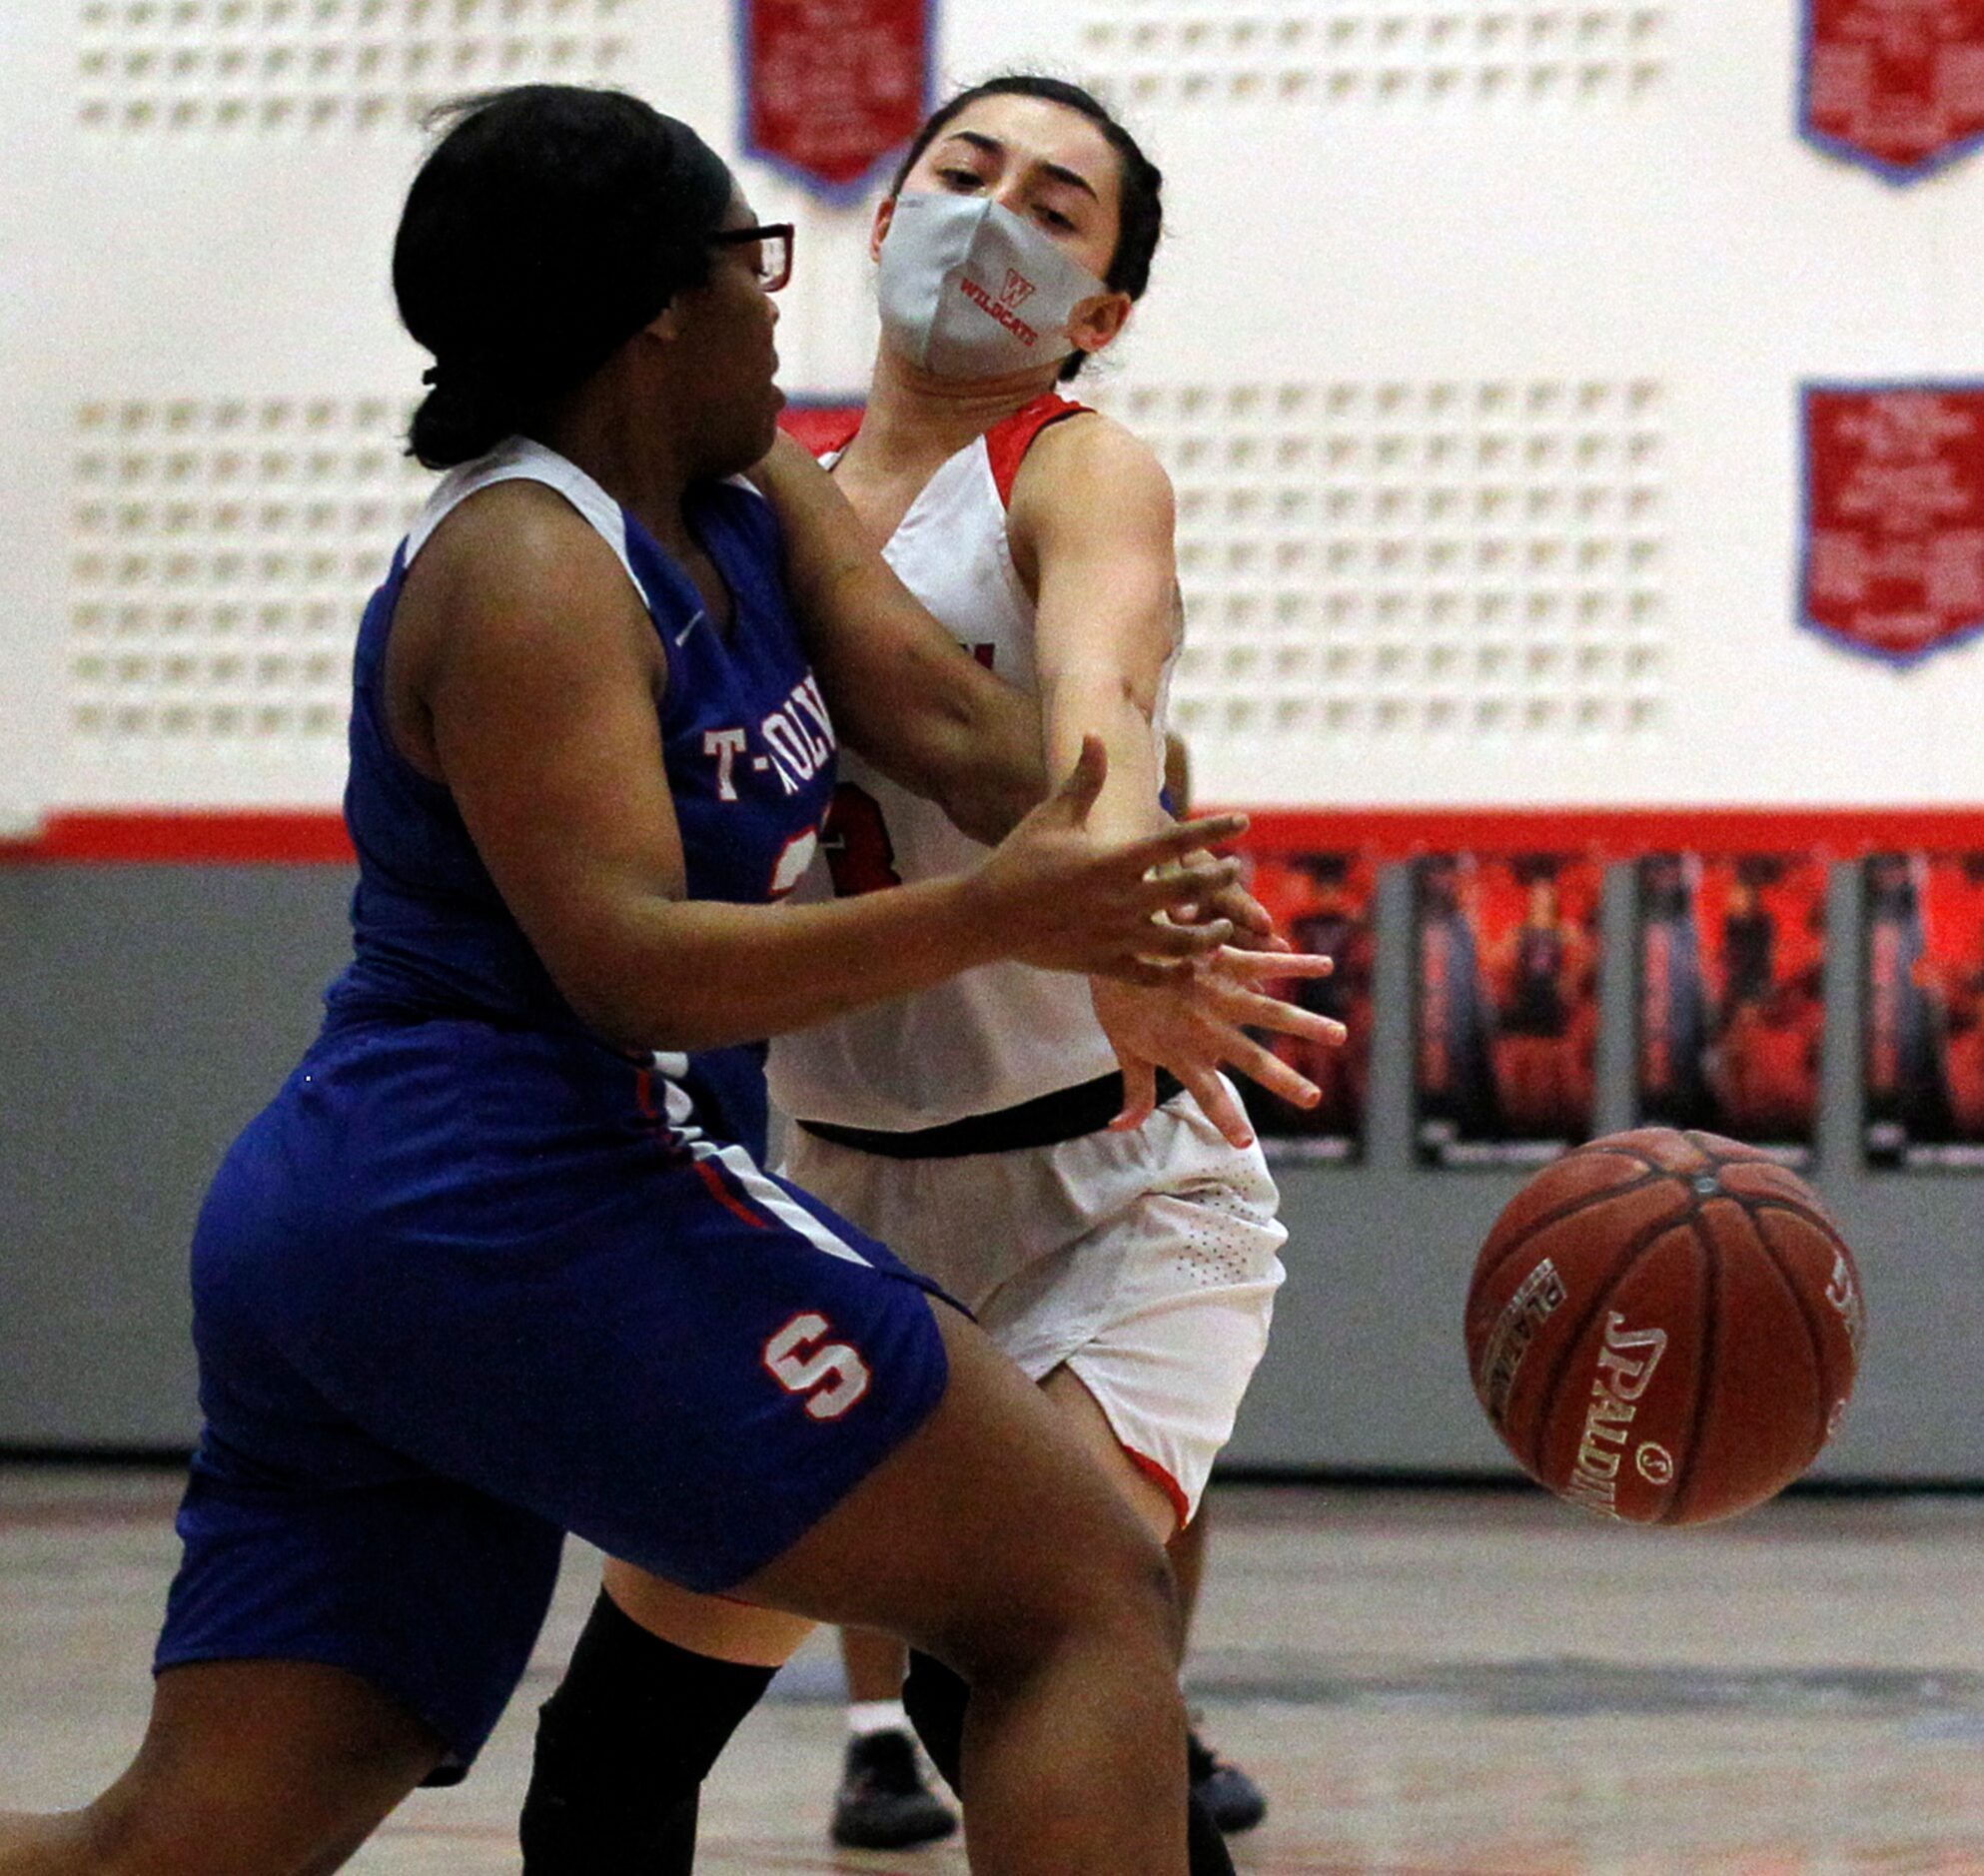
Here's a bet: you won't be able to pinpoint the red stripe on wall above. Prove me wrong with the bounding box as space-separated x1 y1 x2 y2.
3 805 1984 866
1218 806 1984 858
0 811 355 864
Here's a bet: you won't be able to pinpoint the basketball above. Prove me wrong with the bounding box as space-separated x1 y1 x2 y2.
1464 1128 1866 1525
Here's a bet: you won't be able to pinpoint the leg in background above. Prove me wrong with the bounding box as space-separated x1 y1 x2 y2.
1169 1507 1269 1835
830 1629 957 1850
841 1626 911 1709
1168 1509 1208 1642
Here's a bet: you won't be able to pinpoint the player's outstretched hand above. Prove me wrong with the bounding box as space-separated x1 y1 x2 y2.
1094 948 1348 1148
971 737 1251 982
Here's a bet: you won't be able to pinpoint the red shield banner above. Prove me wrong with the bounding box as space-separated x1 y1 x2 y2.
1803 0 1984 181
740 0 931 201
1803 384 1984 664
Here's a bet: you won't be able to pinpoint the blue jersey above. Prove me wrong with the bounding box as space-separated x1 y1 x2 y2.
159 441 951 1770
325 439 839 1042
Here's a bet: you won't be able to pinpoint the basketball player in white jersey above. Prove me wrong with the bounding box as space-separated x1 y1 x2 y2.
517 76 1335 1876
785 74 1287 1853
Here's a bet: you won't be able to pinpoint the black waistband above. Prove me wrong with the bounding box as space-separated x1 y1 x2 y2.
797 1069 1187 1161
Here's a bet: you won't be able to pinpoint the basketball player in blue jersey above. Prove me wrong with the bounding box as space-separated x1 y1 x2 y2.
0 85 1340 1876
515 75 1342 1876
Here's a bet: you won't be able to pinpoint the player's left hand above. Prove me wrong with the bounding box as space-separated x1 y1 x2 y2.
1092 949 1347 1149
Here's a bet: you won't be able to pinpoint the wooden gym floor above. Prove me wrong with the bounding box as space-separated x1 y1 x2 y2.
7 1469 1984 1873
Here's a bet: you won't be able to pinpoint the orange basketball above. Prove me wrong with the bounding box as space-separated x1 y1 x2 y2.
1464 1128 1865 1525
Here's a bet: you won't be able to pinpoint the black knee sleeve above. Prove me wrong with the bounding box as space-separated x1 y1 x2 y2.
901 1648 967 1796
904 1648 1236 1875
1186 1785 1239 1875
517 1588 776 1876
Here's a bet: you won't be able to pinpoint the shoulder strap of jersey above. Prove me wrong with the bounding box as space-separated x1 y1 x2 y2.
405 437 651 609
984 392 1093 509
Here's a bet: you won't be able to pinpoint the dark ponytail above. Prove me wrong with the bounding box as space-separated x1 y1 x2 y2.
396 85 734 469
407 366 520 471
890 75 1163 382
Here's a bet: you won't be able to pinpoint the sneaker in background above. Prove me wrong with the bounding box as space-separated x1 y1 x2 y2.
1189 1726 1268 1834
829 1727 959 1851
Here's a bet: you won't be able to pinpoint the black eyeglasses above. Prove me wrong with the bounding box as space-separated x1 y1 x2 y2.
710 223 794 293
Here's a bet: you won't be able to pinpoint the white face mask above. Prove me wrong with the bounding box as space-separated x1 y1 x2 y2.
876 191 1111 381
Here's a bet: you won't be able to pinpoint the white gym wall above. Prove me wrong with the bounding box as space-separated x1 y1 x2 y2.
7 0 1981 830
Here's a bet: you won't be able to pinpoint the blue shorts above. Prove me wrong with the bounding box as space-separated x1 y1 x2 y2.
155 1017 952 1775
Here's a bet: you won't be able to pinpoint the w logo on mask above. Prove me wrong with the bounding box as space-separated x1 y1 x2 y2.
1000 269 1037 310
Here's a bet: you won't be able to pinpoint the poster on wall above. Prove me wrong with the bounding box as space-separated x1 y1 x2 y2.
1802 1 1984 183
1236 847 1377 1163
1414 852 1602 1168
1802 383 1984 664
1863 851 1984 1169
1635 853 1828 1164
738 0 932 200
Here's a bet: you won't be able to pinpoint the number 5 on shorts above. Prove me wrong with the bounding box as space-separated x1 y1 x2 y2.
763 1313 871 1419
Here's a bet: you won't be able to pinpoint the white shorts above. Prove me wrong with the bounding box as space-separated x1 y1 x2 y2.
780 1086 1288 1524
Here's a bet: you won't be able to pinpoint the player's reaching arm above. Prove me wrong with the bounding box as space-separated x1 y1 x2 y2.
1012 414 1176 848
749 431 1044 844
1012 416 1347 1143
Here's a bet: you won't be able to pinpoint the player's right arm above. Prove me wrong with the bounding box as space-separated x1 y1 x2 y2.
395 486 1241 1054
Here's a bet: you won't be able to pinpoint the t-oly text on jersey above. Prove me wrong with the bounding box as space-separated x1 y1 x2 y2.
704 673 839 800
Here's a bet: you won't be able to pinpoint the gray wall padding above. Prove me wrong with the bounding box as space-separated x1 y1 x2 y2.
0 868 351 1448
1 863 1974 1477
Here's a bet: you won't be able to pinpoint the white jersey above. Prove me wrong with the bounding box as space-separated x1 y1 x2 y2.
768 394 1170 1133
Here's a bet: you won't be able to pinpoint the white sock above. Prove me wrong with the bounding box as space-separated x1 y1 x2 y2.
848 1698 909 1738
